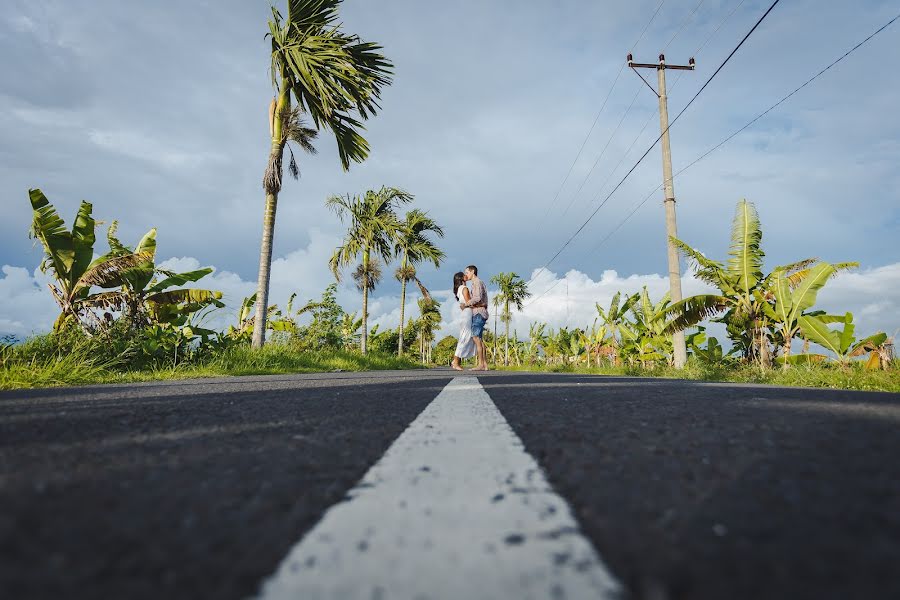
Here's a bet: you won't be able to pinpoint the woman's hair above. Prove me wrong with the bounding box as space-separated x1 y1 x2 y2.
453 272 466 296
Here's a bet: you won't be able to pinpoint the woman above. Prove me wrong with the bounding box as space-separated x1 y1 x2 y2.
451 271 475 370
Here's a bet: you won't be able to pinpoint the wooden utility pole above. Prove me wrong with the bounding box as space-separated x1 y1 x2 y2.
627 53 694 368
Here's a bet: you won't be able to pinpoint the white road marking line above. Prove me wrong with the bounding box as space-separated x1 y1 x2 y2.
255 377 621 600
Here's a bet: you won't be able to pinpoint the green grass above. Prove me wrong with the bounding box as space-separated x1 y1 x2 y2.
494 359 900 393
0 345 423 390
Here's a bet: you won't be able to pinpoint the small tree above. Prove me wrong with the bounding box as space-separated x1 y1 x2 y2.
328 187 412 354
490 272 531 366
394 209 444 356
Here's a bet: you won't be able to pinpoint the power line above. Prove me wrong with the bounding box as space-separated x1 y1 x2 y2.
560 85 642 216
663 0 705 51
589 9 900 257
524 0 755 309
528 0 782 286
541 0 668 220
692 0 748 57
560 0 709 218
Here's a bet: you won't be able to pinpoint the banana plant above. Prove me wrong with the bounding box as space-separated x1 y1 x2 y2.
663 199 856 369
340 312 363 348
93 222 223 328
762 262 837 369
527 322 547 365
596 291 638 364
28 189 152 331
619 287 673 367
798 312 887 368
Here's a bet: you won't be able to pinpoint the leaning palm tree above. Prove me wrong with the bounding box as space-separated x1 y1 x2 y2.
490 272 531 366
252 0 394 348
328 187 412 354
394 210 445 356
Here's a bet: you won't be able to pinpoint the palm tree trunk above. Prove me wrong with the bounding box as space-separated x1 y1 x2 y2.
252 89 288 349
504 302 510 366
398 254 407 356
493 316 498 366
782 336 791 371
252 190 278 348
361 249 370 355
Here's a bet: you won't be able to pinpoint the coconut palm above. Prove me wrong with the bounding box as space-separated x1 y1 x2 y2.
328 187 411 354
491 294 502 365
394 210 445 356
490 272 531 366
28 189 152 331
252 0 394 348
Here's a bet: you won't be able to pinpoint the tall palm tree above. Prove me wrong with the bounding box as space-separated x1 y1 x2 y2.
252 0 394 348
490 272 531 366
328 187 412 354
394 210 445 356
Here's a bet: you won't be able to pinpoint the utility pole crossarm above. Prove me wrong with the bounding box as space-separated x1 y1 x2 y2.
627 53 696 71
625 52 695 369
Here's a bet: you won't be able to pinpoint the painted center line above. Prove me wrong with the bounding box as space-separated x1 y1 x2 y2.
255 377 621 600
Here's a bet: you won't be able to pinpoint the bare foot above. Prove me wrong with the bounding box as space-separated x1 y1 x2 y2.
452 364 464 371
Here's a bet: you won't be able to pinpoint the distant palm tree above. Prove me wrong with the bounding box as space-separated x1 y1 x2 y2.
328 187 411 354
490 272 531 366
394 210 445 356
252 0 393 348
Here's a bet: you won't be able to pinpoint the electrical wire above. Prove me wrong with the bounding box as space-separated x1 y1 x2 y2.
523 0 757 308
527 0 782 287
588 10 900 257
540 0 668 220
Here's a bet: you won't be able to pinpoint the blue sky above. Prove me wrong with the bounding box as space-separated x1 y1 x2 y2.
1 0 898 340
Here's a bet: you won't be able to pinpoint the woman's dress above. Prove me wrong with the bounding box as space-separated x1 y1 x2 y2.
454 285 475 359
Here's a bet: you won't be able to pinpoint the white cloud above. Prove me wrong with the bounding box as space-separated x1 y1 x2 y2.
88 128 226 170
0 265 58 338
3 254 898 346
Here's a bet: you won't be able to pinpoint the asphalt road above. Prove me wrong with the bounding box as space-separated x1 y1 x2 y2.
1 370 898 600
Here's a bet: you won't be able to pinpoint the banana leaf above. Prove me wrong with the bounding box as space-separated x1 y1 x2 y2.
146 268 214 293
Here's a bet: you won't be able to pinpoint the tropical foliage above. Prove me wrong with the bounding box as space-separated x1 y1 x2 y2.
327 187 412 354
252 0 393 348
490 272 531 366
394 209 445 355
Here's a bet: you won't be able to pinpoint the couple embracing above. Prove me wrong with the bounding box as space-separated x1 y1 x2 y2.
451 265 489 371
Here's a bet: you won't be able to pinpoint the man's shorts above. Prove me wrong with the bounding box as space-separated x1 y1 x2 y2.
472 313 487 338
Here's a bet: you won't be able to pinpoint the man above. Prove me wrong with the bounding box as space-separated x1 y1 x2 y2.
461 265 489 371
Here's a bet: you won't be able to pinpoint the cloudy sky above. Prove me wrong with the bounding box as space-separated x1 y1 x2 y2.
2 0 898 342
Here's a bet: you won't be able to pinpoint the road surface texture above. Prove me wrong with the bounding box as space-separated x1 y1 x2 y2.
1 370 898 600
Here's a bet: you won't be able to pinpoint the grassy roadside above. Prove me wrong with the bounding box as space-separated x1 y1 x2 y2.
0 346 423 391
493 360 900 393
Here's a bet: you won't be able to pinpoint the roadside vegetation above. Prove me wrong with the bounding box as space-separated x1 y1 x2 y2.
1 1 895 392
436 200 897 393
